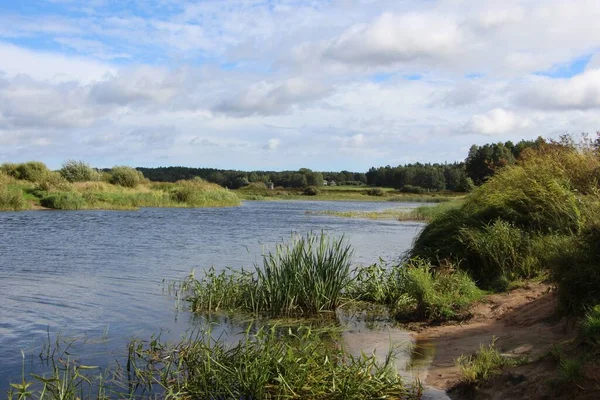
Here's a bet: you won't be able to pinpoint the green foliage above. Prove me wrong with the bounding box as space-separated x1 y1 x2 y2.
399 185 426 194
0 186 29 211
552 225 600 314
350 259 483 322
108 166 145 188
456 338 520 385
124 327 415 400
582 305 600 344
34 171 74 192
2 161 50 182
187 232 354 316
40 192 87 210
558 358 584 384
169 179 240 207
366 187 385 196
303 185 320 196
60 160 99 182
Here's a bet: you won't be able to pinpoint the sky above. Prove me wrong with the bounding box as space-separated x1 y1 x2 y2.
1 0 600 171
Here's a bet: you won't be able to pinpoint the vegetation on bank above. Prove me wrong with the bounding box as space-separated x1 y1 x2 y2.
455 338 522 386
8 327 421 400
310 201 462 221
0 162 240 210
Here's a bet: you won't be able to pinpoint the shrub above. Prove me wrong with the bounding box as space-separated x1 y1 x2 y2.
303 186 320 196
0 186 29 211
400 185 426 194
40 192 86 210
366 187 385 196
108 166 145 188
35 171 73 192
12 161 50 182
60 160 99 182
170 179 240 207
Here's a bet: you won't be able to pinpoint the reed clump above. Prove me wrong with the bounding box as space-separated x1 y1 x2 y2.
456 337 521 386
187 232 354 316
0 185 29 211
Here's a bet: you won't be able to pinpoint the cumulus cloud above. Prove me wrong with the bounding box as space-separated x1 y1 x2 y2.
214 78 330 117
517 69 600 110
467 108 527 135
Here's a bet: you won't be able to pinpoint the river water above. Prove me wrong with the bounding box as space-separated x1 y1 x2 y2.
0 200 430 395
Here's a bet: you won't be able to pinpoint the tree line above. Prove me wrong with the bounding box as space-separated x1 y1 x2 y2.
136 137 547 191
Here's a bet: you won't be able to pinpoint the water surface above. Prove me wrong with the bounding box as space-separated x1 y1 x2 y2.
0 200 426 393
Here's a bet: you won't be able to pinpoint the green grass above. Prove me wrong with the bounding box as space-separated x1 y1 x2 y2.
187 232 354 316
582 305 600 344
0 185 30 211
349 259 483 322
456 338 521 386
10 327 421 400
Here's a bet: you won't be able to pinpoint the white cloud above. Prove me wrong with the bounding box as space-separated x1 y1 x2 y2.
468 108 527 135
264 138 281 150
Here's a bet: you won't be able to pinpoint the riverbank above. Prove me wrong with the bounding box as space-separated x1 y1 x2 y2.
412 282 599 399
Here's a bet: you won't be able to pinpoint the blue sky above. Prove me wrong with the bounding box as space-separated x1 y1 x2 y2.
1 0 600 170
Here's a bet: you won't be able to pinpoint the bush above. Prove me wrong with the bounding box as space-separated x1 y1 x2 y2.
40 192 86 210
400 185 426 194
0 186 29 211
108 166 145 188
60 160 99 182
35 171 73 192
552 225 600 314
303 186 320 196
10 161 50 182
170 179 240 207
366 187 385 196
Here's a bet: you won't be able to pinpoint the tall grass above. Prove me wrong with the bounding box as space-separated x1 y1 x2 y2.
0 185 29 211
349 259 483 322
187 232 354 316
581 305 600 344
10 327 419 400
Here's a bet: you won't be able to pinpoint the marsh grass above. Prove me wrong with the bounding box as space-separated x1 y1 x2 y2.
0 185 29 211
126 326 419 400
187 232 354 316
456 338 521 386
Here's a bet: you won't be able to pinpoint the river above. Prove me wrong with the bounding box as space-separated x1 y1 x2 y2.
0 200 429 395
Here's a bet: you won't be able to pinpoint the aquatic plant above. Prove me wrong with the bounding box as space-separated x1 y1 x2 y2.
187 232 354 316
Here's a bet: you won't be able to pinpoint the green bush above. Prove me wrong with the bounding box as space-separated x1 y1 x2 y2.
60 160 99 182
108 166 145 188
40 192 87 210
170 179 240 207
366 187 385 196
0 186 29 211
10 161 50 182
400 185 426 194
303 186 320 196
552 225 600 314
35 171 74 192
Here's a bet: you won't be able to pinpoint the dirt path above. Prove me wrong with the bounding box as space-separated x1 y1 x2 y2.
413 283 577 394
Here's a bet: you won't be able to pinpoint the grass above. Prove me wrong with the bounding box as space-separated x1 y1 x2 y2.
582 305 600 344
186 232 354 316
348 259 483 322
9 327 421 400
456 338 521 386
0 185 30 211
310 201 462 221
236 184 461 203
